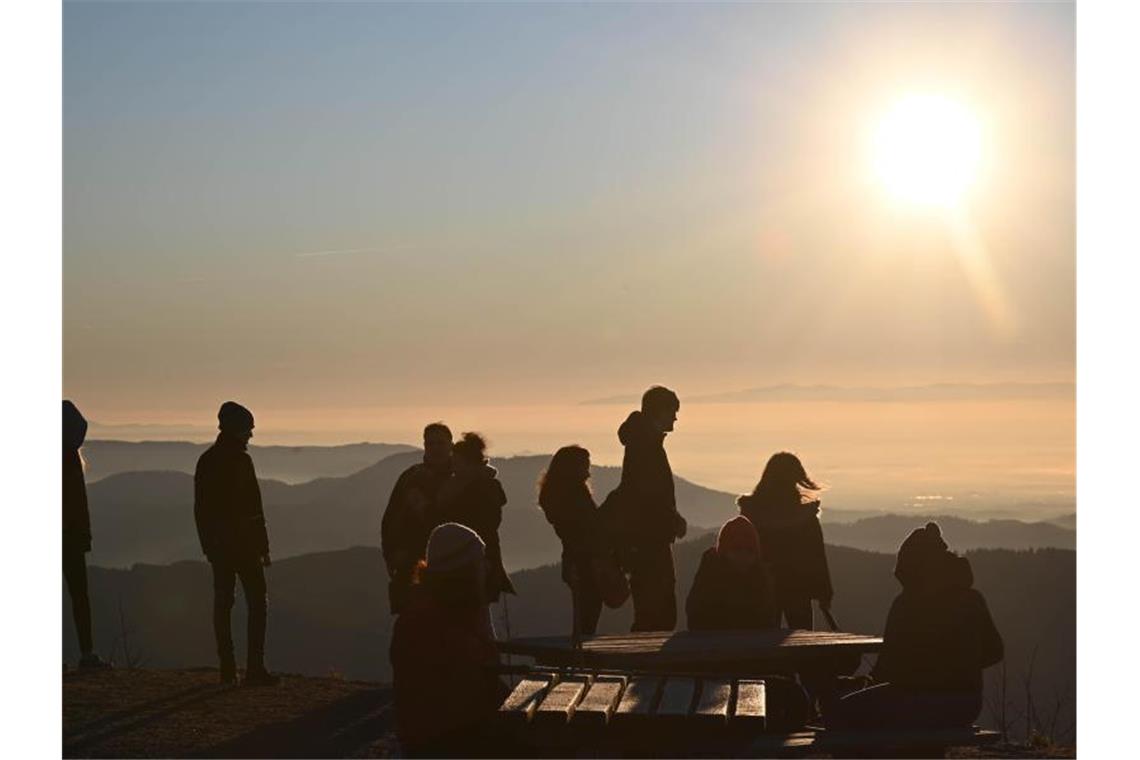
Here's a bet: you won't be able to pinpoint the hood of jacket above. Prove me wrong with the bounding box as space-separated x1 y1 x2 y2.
63 400 87 450
618 410 663 449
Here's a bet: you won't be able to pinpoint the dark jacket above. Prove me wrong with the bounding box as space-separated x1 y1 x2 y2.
539 487 607 584
194 434 269 562
872 553 1004 694
390 588 508 751
686 547 780 632
63 449 91 554
602 410 685 548
738 496 832 602
435 466 516 601
382 460 453 577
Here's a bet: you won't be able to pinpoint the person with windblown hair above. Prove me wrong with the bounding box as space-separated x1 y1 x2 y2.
63 400 109 669
538 445 609 636
737 452 832 629
390 522 509 757
686 515 779 632
824 522 1004 730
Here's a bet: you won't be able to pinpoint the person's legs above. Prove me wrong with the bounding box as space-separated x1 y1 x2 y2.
235 560 268 673
574 564 604 636
781 593 814 630
211 560 238 677
628 544 676 632
63 548 93 655
826 683 983 730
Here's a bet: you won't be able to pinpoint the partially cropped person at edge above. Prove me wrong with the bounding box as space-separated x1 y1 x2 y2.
194 401 278 686
381 422 454 615
391 522 509 758
434 432 516 610
824 522 1004 730
737 451 832 629
686 515 779 632
63 400 109 669
538 444 612 636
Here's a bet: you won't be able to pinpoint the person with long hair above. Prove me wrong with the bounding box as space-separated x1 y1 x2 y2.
736 451 832 630
538 445 608 636
433 432 516 604
390 522 509 757
62 400 109 669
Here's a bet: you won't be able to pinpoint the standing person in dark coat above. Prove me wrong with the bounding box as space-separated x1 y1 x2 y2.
390 522 509 757
62 400 109 669
825 522 1004 730
602 385 687 632
434 432 516 605
194 401 277 686
381 422 454 614
686 515 779 632
538 445 609 636
737 452 832 629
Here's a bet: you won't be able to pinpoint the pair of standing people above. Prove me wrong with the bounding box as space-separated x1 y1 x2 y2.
381 425 514 617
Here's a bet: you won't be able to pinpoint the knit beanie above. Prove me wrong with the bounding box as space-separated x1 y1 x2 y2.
63 400 87 450
425 522 486 575
218 401 255 433
894 521 949 587
716 515 762 557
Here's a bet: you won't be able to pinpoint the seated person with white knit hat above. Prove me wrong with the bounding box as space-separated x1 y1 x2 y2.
390 522 510 758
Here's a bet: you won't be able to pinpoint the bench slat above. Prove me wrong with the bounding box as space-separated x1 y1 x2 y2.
693 678 732 724
499 674 556 723
571 675 626 727
533 674 590 725
613 676 661 719
733 679 767 731
656 677 697 718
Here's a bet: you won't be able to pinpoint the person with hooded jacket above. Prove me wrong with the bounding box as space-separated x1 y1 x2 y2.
824 522 1004 730
433 432 516 605
686 515 779 632
194 401 277 686
63 400 108 669
601 385 687 632
737 452 832 629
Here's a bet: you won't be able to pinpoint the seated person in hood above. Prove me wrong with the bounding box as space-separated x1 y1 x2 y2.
391 523 509 757
737 452 832 629
824 522 1004 731
686 515 779 632
434 432 516 604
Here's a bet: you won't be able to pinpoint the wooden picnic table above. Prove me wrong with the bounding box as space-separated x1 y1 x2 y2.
496 628 883 675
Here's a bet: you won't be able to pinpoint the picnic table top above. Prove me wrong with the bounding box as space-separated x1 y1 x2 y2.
497 628 882 669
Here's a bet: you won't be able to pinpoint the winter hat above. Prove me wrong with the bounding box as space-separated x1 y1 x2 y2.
894 521 949 587
218 401 255 433
717 515 761 557
425 522 486 575
63 400 87 450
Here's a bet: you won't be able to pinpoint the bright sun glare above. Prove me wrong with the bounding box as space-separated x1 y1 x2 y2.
872 94 982 209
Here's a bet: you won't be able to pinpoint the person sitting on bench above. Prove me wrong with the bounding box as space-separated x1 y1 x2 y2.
390 522 509 758
824 522 1004 731
685 515 779 631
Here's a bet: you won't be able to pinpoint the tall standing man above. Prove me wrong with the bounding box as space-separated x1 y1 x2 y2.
604 385 688 631
194 401 277 686
381 422 454 614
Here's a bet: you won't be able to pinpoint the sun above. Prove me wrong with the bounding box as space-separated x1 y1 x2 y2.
871 94 983 209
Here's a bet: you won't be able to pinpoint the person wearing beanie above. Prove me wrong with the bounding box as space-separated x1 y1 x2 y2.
432 432 516 604
390 523 509 757
62 400 109 670
736 451 832 629
599 385 687 632
381 422 455 615
824 522 1004 731
193 401 277 686
685 515 779 632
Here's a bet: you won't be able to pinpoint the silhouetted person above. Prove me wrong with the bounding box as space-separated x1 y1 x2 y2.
391 522 509 757
538 445 611 636
194 401 277 686
737 452 832 629
686 515 779 632
434 433 516 605
825 522 1004 730
602 385 687 632
63 400 109 670
382 422 454 615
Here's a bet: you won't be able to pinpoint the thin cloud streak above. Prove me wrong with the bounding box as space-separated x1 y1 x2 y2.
293 247 378 259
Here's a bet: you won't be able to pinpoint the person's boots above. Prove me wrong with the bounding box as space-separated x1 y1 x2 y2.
78 652 110 670
242 666 279 687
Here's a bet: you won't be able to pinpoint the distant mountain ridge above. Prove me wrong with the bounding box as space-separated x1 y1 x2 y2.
582 381 1074 405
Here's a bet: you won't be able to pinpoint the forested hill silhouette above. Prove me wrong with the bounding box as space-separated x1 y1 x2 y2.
81 440 415 483
86 449 1075 570
65 538 1074 744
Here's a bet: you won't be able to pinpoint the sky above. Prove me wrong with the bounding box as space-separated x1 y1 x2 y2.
63 1 1074 503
